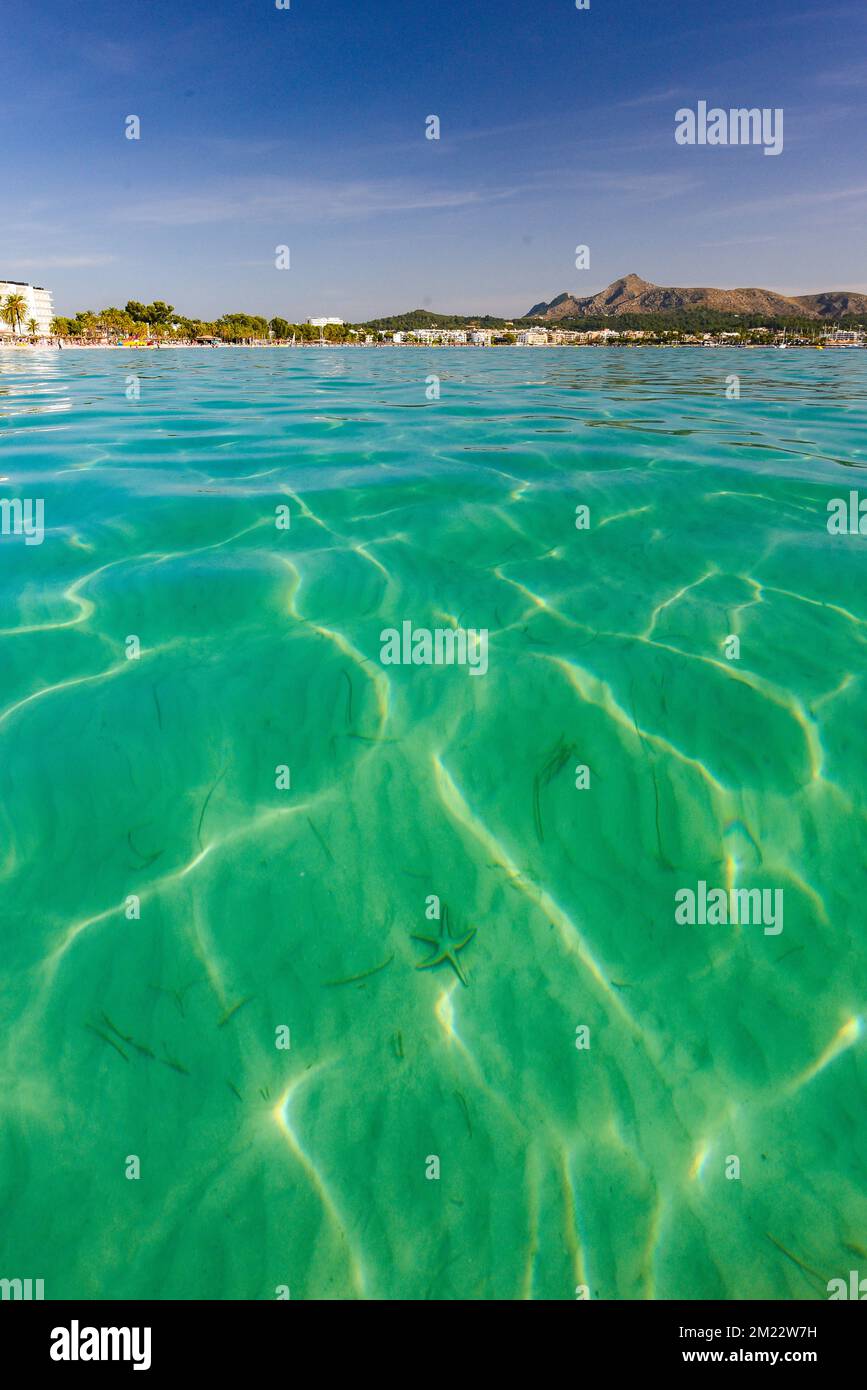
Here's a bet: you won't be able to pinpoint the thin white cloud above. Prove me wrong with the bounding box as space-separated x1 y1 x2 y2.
698 236 777 248
13 254 116 269
76 37 140 74
565 169 702 201
111 178 519 226
705 182 867 218
815 61 867 86
615 85 690 109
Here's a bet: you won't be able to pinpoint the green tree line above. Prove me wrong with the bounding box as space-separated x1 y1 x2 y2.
527 309 867 335
47 302 361 343
361 309 511 331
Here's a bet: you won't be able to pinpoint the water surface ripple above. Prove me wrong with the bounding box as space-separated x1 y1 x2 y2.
0 347 864 1300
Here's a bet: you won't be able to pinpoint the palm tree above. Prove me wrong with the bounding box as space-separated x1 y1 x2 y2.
27 317 39 338
2 293 28 336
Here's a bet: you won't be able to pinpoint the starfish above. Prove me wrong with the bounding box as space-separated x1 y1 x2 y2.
412 911 476 987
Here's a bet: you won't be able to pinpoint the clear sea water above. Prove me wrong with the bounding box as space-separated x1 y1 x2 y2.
1 346 865 1300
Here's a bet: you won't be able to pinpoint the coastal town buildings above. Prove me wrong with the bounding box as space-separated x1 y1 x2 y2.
0 280 54 336
518 327 549 345
308 316 344 327
824 328 865 346
390 328 470 345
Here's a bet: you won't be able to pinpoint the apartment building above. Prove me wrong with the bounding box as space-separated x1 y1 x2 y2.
0 281 54 336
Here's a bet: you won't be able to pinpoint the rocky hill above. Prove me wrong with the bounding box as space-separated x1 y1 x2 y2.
526 274 867 321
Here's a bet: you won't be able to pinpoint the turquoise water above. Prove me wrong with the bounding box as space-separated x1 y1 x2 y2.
0 346 865 1300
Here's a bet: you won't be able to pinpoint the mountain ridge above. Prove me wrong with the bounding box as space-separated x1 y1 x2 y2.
526 274 867 321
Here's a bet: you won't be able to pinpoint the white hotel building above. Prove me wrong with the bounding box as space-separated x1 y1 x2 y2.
0 280 55 337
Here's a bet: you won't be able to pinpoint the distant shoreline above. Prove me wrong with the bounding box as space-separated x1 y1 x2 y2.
0 340 859 352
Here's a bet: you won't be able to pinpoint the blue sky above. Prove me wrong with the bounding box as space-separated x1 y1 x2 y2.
4 0 866 319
